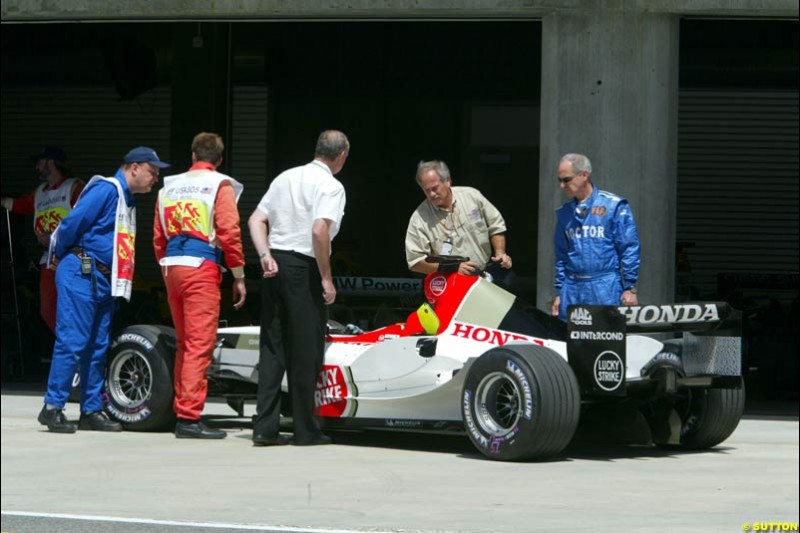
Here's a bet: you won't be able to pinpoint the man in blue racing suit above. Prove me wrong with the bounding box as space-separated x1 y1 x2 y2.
37 146 169 433
551 153 640 321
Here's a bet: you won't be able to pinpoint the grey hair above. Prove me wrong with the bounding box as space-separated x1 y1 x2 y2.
315 130 350 161
415 160 451 185
560 153 592 175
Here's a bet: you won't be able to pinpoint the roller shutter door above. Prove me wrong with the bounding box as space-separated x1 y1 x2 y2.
0 86 172 285
676 89 799 301
229 85 269 273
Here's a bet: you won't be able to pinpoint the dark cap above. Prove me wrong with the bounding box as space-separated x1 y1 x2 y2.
123 146 171 169
31 146 67 163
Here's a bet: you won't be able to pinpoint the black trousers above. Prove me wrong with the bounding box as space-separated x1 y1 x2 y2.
254 250 326 441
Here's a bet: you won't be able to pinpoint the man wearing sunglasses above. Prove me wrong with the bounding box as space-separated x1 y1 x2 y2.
551 153 640 321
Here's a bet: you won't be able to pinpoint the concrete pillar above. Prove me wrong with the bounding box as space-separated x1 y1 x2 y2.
536 5 679 312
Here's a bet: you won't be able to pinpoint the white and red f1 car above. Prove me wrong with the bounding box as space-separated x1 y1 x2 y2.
102 262 745 461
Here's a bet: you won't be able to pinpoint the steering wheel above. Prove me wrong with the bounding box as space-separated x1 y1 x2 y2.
426 255 510 285
426 255 485 276
426 254 470 267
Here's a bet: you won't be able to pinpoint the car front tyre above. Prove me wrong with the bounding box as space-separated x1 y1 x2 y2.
104 325 176 431
462 345 580 461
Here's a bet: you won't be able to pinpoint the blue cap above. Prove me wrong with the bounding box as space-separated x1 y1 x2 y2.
123 146 171 169
31 146 67 163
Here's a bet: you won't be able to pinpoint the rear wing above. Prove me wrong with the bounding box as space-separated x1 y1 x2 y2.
617 302 741 335
566 302 742 397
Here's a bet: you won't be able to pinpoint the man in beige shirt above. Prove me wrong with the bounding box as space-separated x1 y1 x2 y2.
405 160 512 277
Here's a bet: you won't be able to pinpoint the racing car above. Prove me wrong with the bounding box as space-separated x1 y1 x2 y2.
101 258 745 461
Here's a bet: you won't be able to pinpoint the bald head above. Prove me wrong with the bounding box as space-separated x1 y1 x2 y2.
315 130 350 161
314 130 350 175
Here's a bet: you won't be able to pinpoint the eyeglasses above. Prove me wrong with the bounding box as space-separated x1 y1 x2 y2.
138 163 159 178
558 175 576 184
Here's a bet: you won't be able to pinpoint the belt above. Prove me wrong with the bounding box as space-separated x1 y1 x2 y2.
70 248 112 277
271 249 316 264
566 271 618 281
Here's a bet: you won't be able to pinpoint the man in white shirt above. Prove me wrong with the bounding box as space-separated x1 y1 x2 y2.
248 130 349 446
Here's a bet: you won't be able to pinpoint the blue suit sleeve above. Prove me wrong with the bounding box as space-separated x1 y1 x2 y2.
54 181 115 259
613 200 640 289
553 212 567 290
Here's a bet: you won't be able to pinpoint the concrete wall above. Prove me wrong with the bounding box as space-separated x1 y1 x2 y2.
1 0 798 21
536 6 679 309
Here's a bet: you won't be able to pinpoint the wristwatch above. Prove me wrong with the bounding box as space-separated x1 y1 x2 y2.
627 286 638 294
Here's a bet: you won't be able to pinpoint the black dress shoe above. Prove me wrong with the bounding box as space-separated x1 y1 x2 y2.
294 434 333 446
253 434 292 447
174 419 227 439
79 411 123 432
37 406 77 434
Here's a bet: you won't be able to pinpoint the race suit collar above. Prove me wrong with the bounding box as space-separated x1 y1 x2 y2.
114 167 136 207
189 161 216 172
42 175 67 191
575 182 597 206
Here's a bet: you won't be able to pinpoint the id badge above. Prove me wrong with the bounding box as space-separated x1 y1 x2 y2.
441 237 453 256
80 256 92 275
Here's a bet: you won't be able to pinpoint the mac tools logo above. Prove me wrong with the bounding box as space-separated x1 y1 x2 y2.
569 307 592 326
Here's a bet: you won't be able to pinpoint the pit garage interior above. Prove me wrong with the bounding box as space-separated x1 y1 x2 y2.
1 9 797 405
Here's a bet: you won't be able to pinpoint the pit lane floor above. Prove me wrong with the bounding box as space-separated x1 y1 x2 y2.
2 385 798 533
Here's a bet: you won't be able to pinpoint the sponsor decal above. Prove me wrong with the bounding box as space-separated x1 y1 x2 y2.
378 334 400 341
570 330 624 341
506 360 533 420
116 228 135 281
112 333 154 351
489 436 506 454
590 206 607 216
463 389 489 449
617 303 720 324
640 351 682 377
35 207 69 233
164 185 207 196
36 194 69 209
333 276 422 296
450 322 544 347
593 350 624 391
314 365 350 417
163 200 209 240
385 419 423 429
569 307 593 326
103 391 151 423
233 335 260 350
429 275 447 297
567 225 606 240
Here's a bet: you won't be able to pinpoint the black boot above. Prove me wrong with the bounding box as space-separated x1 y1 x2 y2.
175 419 227 439
79 411 123 432
37 406 77 434
253 433 291 446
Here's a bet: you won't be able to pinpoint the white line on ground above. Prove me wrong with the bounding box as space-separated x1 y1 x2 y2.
0 511 414 533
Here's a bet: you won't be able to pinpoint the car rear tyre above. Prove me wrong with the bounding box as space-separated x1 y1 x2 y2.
104 325 177 431
462 345 580 461
660 381 745 450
